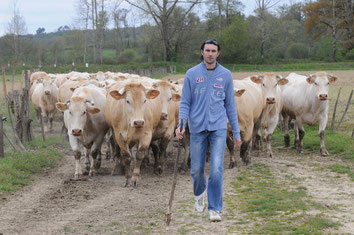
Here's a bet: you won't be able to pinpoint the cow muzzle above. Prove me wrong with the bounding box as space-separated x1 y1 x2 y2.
266 97 276 104
72 129 83 136
319 94 328 100
45 90 51 95
133 120 145 128
160 113 168 120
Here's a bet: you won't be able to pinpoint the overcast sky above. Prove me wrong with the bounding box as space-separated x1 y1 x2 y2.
0 0 290 36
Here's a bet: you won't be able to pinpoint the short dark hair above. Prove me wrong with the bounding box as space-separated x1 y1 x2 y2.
200 39 220 51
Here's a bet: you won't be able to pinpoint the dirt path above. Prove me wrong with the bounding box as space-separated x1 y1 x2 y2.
0 141 353 235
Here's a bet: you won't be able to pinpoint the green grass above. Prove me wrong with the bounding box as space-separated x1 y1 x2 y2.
103 49 116 58
328 164 354 181
226 163 339 234
0 147 61 195
271 125 354 160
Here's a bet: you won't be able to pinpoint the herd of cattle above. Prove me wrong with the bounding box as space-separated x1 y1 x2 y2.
29 70 337 186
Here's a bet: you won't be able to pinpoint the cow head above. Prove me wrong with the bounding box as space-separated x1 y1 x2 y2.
56 96 100 136
42 76 57 96
306 72 337 101
109 82 160 128
250 73 288 104
152 81 181 120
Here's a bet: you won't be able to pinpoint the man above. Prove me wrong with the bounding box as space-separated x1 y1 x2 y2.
176 39 241 222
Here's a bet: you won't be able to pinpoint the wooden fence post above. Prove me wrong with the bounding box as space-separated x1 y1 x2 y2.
0 114 4 158
335 90 353 132
330 87 341 130
2 67 7 105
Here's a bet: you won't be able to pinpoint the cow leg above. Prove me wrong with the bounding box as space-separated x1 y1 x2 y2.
265 134 273 158
149 142 159 172
319 131 329 156
226 134 236 168
89 148 100 176
253 129 262 157
156 138 170 174
84 148 91 174
294 125 299 148
178 134 190 173
240 140 252 165
295 118 305 153
282 115 290 147
42 112 49 132
319 115 329 156
74 151 83 180
48 112 54 131
265 114 279 158
131 148 146 187
121 152 132 187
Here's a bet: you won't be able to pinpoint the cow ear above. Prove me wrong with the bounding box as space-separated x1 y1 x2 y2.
87 107 100 114
306 76 314 84
277 78 289 85
172 93 181 101
328 75 337 84
56 102 68 111
70 87 76 92
109 90 125 100
146 89 160 99
234 88 246 97
250 76 261 84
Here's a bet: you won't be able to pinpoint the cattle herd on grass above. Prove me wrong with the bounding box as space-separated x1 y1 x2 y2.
29 70 337 186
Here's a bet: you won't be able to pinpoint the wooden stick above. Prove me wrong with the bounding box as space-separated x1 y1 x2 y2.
335 90 353 131
0 114 4 158
166 119 183 226
2 67 7 105
6 94 26 151
330 87 341 130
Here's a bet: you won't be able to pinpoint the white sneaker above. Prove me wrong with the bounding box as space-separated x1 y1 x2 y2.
194 191 205 213
209 210 221 222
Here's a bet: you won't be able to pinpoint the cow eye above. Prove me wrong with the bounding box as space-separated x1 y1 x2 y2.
262 83 265 87
143 99 147 104
314 82 318 85
83 111 86 115
126 100 130 104
69 111 72 115
327 82 330 85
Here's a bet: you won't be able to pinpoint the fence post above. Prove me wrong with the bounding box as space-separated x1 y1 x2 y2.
0 114 4 158
330 87 341 130
335 90 353 132
2 67 7 105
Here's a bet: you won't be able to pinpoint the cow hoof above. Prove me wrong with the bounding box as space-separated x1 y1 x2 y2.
73 174 84 180
89 171 97 177
96 161 101 169
154 167 163 175
130 180 138 187
228 161 236 169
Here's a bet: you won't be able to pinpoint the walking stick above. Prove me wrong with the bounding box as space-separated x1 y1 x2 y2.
166 119 183 226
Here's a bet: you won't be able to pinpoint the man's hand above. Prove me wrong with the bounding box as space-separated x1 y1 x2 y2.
234 138 241 149
175 128 185 139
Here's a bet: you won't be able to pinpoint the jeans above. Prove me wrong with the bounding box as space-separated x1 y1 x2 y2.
190 129 227 212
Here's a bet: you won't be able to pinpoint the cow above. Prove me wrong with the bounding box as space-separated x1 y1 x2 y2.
56 84 109 179
147 80 181 174
281 72 337 156
104 79 160 187
246 73 288 158
31 75 58 132
226 79 264 167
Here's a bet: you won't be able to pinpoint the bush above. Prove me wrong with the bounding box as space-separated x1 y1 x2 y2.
345 48 354 60
117 49 137 64
286 43 309 59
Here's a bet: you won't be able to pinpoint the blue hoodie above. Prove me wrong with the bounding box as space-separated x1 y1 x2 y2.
178 62 240 139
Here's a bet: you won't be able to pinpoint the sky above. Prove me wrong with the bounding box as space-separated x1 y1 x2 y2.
0 0 288 37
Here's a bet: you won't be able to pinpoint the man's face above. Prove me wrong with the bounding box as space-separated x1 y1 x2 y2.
201 44 219 65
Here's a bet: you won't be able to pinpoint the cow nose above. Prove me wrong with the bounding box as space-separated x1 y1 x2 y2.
45 90 50 95
161 113 168 120
319 94 328 100
72 129 82 136
133 120 145 128
266 97 275 104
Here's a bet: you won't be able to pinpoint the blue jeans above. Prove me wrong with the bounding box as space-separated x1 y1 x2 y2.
190 129 227 212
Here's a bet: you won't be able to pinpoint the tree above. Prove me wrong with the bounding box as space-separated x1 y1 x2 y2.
125 0 201 61
36 27 46 35
303 0 354 60
112 1 128 59
6 0 27 62
254 0 281 62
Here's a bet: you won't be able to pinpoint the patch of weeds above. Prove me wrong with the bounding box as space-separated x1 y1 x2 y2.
227 163 338 234
110 221 122 227
63 226 76 233
328 164 354 181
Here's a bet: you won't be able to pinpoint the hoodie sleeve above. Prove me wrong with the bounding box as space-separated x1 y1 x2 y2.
224 72 240 139
177 72 192 129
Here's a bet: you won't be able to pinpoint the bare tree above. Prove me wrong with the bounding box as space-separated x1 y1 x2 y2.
75 0 91 63
112 1 127 59
6 0 27 61
254 0 280 62
125 0 201 61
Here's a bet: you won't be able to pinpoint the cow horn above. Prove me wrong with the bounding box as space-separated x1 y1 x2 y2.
171 86 179 92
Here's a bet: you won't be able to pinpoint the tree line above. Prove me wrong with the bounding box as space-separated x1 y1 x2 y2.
0 0 353 68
